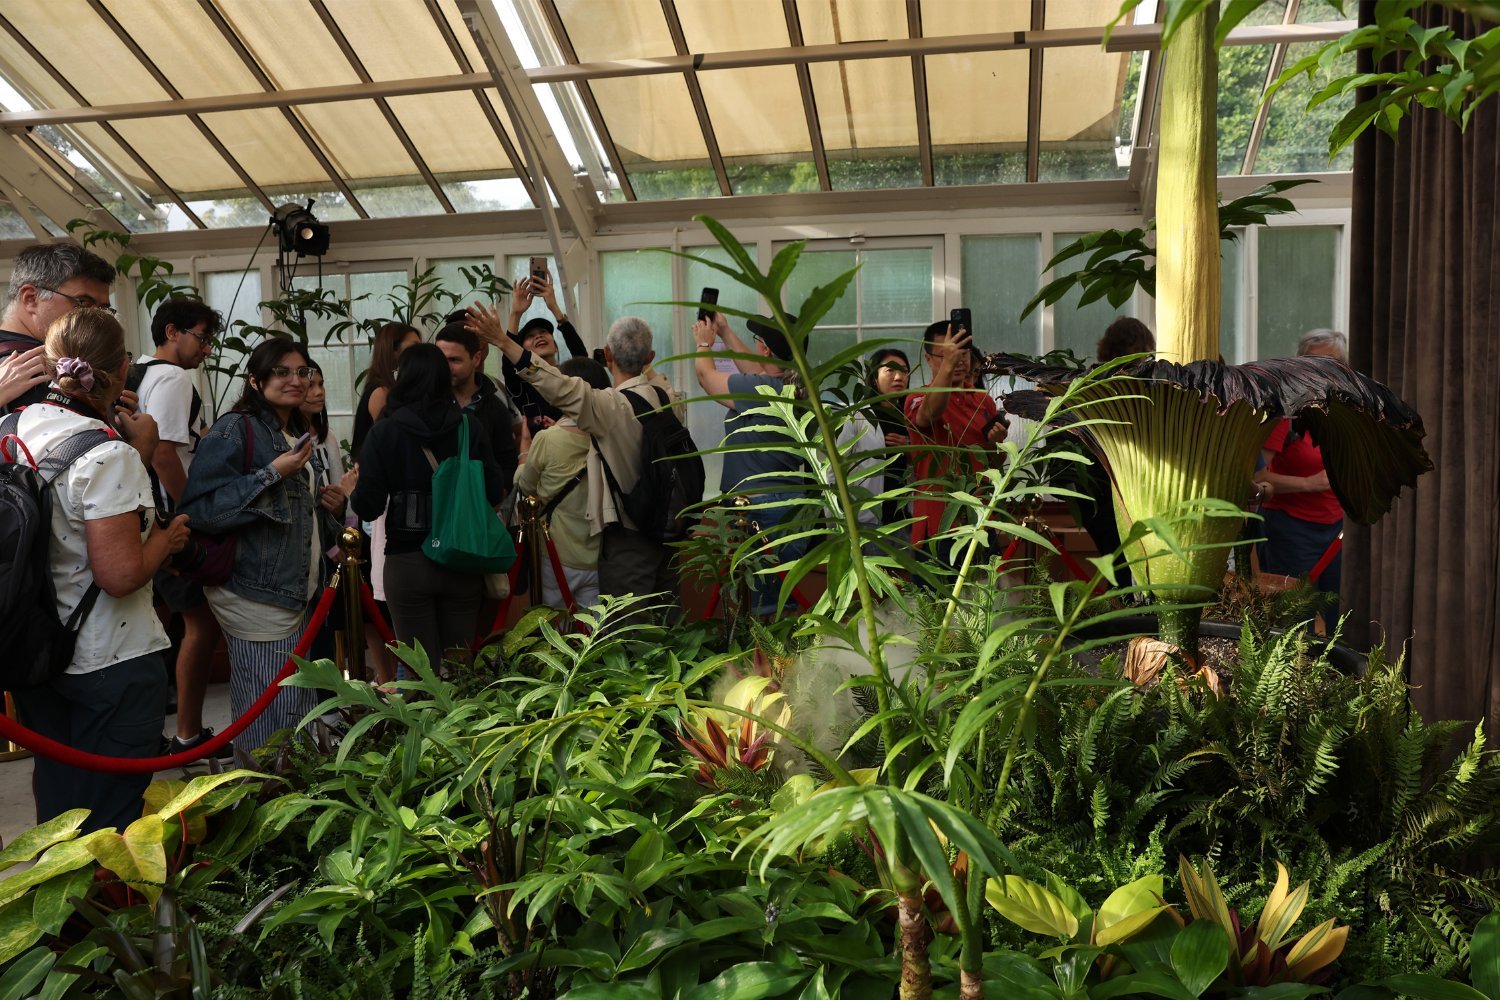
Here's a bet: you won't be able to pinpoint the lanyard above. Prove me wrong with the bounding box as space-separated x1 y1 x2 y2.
42 389 115 431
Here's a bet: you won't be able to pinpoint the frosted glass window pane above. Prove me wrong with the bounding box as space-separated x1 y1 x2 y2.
783 251 857 327
1257 227 1338 361
860 249 931 325
960 235 1041 355
503 253 561 335
1051 232 1135 362
202 269 263 420
1219 235 1243 363
601 250 674 369
428 257 493 320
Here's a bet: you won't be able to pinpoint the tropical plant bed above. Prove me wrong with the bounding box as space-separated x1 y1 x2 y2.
1068 614 1368 681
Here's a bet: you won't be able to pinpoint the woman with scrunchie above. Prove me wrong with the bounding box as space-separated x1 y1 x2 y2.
180 339 345 759
9 308 190 832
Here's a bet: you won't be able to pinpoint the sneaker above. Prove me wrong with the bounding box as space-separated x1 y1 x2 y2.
167 728 235 764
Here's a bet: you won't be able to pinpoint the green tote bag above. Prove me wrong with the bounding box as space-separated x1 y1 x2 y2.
422 416 516 574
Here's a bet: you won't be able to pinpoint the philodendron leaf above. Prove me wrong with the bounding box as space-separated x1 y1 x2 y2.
985 876 1080 938
86 816 167 907
1171 919 1228 997
1095 874 1167 946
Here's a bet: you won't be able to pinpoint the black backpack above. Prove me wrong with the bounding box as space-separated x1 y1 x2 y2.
594 386 705 544
0 412 115 690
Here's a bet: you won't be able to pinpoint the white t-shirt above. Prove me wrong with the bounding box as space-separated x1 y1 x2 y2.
135 362 203 479
16 401 170 674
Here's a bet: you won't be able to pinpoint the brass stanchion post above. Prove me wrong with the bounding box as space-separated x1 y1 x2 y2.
516 494 543 604
338 527 366 682
0 692 31 762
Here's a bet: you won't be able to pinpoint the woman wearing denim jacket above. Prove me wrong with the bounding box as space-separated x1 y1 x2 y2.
180 340 346 758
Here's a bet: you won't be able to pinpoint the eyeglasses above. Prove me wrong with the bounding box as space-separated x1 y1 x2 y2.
182 328 216 348
36 285 115 314
268 366 315 381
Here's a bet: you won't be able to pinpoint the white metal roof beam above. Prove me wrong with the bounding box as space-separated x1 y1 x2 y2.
457 0 596 306
0 134 113 238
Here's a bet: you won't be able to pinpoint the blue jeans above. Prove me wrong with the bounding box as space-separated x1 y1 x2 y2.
1258 508 1343 628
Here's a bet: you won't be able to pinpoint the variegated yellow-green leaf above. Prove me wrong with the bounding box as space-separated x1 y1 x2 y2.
0 897 41 965
87 815 167 907
985 876 1080 939
1256 862 1310 952
149 770 262 819
0 837 103 909
1096 904 1169 946
1284 918 1349 980
0 810 88 874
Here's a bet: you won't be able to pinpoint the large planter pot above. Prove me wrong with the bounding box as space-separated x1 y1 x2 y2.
1068 613 1367 678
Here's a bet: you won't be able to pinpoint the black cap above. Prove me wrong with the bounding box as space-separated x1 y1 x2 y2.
746 315 796 362
513 316 555 343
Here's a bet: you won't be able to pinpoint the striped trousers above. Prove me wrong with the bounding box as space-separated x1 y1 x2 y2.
225 623 325 759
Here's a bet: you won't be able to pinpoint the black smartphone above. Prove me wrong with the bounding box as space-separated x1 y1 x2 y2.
592 348 606 365
950 307 972 334
697 286 720 323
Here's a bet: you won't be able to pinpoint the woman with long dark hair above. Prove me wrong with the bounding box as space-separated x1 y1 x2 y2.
867 347 912 527
350 343 508 670
8 308 190 831
351 322 421 460
181 339 345 757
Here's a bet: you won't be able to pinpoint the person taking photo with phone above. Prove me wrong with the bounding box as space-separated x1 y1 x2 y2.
906 318 1007 556
180 340 343 760
501 265 588 436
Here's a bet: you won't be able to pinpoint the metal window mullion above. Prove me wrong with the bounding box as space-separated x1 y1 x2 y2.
907 0 933 186
15 131 130 231
1241 0 1301 175
538 0 635 201
1025 0 1045 183
422 0 546 206
0 12 205 228
308 0 455 213
659 0 731 196
781 0 829 191
85 0 276 216
194 0 369 219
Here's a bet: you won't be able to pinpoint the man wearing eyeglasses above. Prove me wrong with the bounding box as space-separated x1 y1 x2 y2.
129 298 228 759
0 243 117 415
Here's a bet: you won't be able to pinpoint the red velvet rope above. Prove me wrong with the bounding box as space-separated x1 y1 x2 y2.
357 581 397 646
1308 532 1343 584
0 583 342 774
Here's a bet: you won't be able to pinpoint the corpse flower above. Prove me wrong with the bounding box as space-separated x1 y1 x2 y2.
981 352 1432 656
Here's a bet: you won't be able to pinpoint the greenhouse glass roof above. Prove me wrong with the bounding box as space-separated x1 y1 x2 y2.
0 0 1354 239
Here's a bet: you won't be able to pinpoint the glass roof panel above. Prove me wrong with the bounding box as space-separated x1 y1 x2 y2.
289 100 425 181
196 108 326 189
588 75 713 169
797 0 907 45
105 117 247 195
1256 41 1354 174
385 94 517 175
1217 44 1274 173
214 0 361 89
98 0 260 97
2 0 169 104
1037 0 1132 182
809 57 917 153
553 0 673 60
674 0 789 50
322 0 463 81
697 67 810 158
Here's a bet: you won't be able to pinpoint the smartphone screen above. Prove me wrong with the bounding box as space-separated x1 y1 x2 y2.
697 286 720 323
950 307 972 334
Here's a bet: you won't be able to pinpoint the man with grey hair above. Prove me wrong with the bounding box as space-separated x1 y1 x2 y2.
0 243 117 414
466 305 683 614
1295 328 1348 362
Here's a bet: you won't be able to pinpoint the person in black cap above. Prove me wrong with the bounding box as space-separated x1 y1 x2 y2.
693 311 809 616
499 271 587 437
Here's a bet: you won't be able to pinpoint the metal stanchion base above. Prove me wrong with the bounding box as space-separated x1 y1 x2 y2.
1 692 33 762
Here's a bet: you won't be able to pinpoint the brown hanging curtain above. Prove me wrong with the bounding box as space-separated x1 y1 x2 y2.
1343 3 1500 729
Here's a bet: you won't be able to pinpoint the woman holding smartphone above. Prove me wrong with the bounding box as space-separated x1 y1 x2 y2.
180 340 345 758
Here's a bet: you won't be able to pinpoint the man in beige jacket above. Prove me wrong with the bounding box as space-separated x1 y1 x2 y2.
467 306 680 615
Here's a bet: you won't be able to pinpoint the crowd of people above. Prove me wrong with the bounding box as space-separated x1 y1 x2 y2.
0 240 1347 830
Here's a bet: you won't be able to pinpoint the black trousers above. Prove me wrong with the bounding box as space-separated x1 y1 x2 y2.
14 653 167 833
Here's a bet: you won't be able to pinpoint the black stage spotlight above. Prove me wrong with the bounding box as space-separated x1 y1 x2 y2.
271 200 331 257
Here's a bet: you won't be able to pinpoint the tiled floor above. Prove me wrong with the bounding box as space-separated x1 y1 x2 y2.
0 681 234 852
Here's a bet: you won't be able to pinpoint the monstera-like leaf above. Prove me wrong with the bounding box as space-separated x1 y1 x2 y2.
983 352 1431 654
